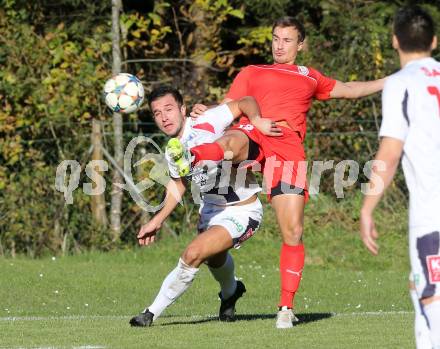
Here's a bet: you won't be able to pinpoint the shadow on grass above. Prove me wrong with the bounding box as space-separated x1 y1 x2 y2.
160 312 333 326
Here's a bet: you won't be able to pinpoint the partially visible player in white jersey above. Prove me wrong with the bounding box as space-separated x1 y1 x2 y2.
130 85 271 327
360 6 440 348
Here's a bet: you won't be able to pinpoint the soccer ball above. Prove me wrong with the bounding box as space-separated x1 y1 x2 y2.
103 73 144 114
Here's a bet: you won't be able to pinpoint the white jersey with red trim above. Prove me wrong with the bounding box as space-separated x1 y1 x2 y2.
380 57 440 232
168 104 261 206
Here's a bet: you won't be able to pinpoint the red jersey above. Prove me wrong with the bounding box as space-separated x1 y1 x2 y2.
225 64 336 140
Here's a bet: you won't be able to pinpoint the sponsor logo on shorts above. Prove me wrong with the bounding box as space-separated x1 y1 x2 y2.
224 217 244 233
298 65 309 76
238 228 255 243
233 228 256 249
427 255 440 283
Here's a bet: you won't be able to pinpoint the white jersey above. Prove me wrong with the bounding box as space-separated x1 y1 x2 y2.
168 104 261 205
380 57 440 232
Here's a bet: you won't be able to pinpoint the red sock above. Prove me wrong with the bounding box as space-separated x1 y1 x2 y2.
279 243 305 308
190 142 224 164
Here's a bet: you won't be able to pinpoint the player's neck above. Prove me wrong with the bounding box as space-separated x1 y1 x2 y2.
274 61 295 65
399 51 431 68
176 117 188 139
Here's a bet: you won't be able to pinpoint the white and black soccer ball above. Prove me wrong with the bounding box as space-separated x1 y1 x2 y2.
103 73 144 114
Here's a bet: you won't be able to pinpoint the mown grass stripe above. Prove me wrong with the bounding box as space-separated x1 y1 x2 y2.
0 310 413 322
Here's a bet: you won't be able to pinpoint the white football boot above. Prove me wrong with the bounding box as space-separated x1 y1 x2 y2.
276 306 299 329
165 138 193 177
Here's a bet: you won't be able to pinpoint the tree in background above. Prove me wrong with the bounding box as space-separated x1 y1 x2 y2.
0 0 438 256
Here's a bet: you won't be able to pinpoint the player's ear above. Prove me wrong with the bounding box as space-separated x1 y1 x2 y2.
180 104 187 116
392 35 399 50
431 36 438 51
297 39 305 52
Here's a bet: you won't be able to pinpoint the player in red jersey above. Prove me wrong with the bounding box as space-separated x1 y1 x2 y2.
191 16 385 328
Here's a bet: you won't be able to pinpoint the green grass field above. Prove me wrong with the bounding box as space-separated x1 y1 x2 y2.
0 229 414 349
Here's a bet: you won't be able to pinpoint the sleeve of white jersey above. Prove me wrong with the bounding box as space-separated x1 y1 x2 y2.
194 104 234 137
379 75 409 142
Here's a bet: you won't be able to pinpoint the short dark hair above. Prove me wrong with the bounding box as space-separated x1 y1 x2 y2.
272 16 306 43
393 5 435 53
147 85 183 108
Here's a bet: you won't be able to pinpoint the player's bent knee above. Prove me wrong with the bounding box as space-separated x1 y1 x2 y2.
281 223 303 243
217 132 246 159
216 136 233 152
182 245 205 267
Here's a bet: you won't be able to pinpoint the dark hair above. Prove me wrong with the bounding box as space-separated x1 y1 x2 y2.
147 85 183 108
393 5 435 53
272 16 306 43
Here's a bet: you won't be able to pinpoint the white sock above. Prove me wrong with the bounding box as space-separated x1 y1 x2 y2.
424 300 440 349
147 258 199 320
208 253 237 300
409 288 432 349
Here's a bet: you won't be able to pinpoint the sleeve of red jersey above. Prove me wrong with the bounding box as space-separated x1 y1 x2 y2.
310 68 337 100
225 66 251 100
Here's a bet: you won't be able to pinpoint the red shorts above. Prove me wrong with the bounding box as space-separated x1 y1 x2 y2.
230 118 309 201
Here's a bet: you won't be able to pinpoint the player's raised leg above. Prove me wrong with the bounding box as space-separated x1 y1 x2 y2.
271 193 305 328
192 129 253 166
165 138 194 177
166 130 253 178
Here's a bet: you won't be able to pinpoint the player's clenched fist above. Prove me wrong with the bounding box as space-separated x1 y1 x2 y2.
137 219 162 246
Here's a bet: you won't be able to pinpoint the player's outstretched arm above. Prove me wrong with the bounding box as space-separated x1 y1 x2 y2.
360 137 403 254
330 78 386 99
137 178 186 246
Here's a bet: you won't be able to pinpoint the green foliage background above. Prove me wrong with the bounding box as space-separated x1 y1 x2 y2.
0 0 439 256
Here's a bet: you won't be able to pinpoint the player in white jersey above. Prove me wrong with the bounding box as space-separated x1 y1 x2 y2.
130 85 271 327
360 6 440 348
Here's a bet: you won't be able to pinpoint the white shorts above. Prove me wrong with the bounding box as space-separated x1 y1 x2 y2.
197 198 263 248
410 228 440 299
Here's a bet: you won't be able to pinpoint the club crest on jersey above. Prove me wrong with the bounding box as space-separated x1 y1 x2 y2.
238 124 254 131
298 65 309 76
427 255 440 283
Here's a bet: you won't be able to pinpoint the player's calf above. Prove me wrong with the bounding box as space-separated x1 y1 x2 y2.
129 258 199 328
